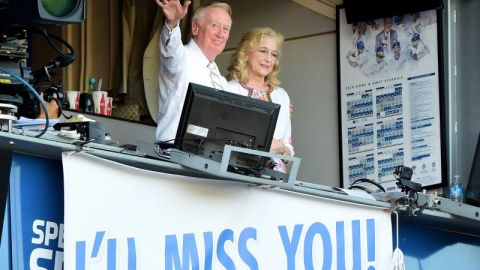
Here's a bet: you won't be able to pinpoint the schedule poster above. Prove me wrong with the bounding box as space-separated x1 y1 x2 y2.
337 8 445 191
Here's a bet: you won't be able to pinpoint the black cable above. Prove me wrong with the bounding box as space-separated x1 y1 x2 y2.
349 178 386 192
417 203 428 215
61 110 73 119
1 25 75 68
159 137 248 148
27 25 75 66
196 138 205 155
51 96 71 119
38 85 64 118
349 185 373 193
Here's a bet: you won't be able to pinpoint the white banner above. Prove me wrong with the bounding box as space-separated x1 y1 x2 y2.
63 153 392 269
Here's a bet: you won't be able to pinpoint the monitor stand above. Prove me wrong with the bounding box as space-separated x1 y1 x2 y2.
169 145 301 187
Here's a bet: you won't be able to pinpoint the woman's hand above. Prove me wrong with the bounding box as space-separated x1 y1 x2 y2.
155 0 191 29
270 139 289 156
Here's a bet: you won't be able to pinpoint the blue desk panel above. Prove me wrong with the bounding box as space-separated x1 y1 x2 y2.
0 198 11 270
0 153 64 270
396 221 480 269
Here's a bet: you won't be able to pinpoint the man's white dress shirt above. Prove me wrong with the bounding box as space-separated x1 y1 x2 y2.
155 24 237 142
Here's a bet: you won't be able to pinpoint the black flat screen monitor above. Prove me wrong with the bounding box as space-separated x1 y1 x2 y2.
466 133 480 206
175 83 280 169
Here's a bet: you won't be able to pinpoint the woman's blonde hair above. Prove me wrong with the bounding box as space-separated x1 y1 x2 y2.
227 27 284 88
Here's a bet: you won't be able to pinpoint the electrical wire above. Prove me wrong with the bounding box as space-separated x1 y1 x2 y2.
159 137 248 148
0 67 49 138
27 25 75 66
349 178 386 193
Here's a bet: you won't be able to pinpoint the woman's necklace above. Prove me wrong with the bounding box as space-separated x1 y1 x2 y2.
240 82 272 102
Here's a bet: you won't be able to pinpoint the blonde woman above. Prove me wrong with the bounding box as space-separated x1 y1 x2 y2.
227 27 293 172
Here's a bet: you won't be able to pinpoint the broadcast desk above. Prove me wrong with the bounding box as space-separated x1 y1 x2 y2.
1 131 480 269
0 131 391 207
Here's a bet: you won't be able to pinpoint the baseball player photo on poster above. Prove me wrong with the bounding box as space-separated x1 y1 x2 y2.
336 7 446 191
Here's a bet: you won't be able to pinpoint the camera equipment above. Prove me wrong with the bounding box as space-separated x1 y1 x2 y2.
0 66 50 137
0 0 84 132
0 26 71 121
0 0 86 25
53 121 105 143
392 165 426 216
394 165 422 192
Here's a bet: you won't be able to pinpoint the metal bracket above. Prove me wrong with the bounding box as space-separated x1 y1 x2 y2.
395 190 480 222
170 145 301 187
415 192 480 221
0 103 18 133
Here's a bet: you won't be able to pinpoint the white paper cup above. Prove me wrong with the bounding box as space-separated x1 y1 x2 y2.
92 91 108 115
66 90 80 110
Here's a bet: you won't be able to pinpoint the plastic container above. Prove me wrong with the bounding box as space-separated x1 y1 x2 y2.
449 175 464 202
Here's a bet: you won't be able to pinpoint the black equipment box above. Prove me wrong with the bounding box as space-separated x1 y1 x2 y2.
53 121 105 143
